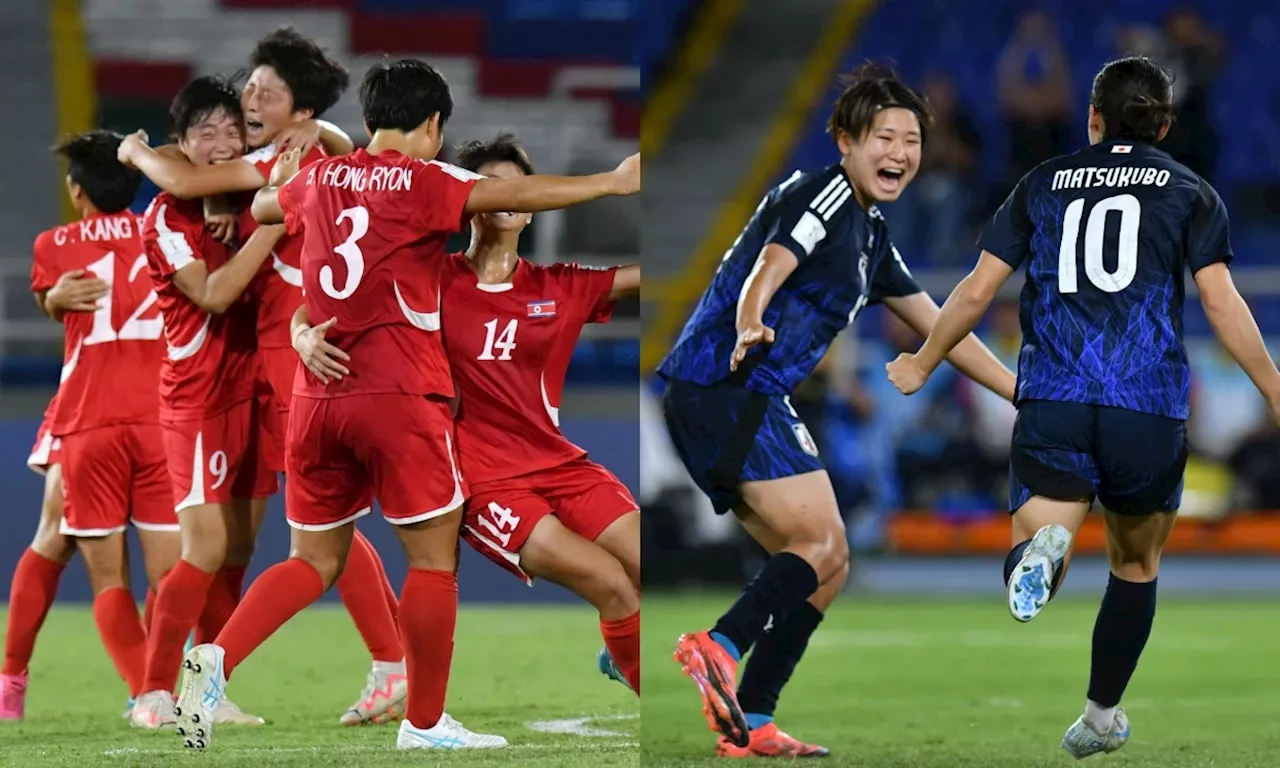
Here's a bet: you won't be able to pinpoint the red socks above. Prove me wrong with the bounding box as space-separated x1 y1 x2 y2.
2 549 66 677
142 559 214 693
215 558 325 679
601 611 640 695
337 531 404 663
197 567 245 644
369 537 400 623
143 586 158 636
92 586 147 697
401 569 458 730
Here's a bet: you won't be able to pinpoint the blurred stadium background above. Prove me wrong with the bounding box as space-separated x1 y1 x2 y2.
0 0 638 605
642 0 1280 595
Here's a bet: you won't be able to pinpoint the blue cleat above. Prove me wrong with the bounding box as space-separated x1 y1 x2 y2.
121 696 136 720
1062 707 1129 759
597 647 633 692
1008 524 1072 623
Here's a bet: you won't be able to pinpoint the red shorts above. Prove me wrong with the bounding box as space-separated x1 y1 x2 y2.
286 394 465 531
59 424 176 537
461 456 637 584
27 415 61 476
161 400 278 513
255 346 296 473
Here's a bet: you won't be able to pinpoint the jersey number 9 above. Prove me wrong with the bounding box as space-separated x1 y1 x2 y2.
1058 194 1139 295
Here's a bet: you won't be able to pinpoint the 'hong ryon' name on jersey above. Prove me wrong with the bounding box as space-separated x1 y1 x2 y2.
978 139 1233 421
659 164 920 394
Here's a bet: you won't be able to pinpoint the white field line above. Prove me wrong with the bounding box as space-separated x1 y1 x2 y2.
809 629 1230 651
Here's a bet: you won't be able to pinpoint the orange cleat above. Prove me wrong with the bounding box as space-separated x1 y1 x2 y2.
715 722 831 758
673 631 749 747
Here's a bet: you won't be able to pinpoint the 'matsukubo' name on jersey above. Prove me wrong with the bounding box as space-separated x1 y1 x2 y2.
659 164 921 395
978 140 1233 421
1051 166 1172 190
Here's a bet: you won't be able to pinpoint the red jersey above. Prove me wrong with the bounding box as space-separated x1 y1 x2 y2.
440 254 618 484
142 193 258 420
277 149 480 400
239 143 326 348
30 212 164 435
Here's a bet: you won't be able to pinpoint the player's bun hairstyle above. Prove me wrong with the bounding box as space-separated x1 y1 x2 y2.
53 130 143 214
360 59 453 133
1090 56 1176 144
454 133 536 176
827 62 934 144
169 74 245 139
251 26 350 119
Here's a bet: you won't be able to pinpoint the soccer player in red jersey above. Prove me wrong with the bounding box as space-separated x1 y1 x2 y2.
27 130 182 711
172 59 639 753
443 136 640 694
118 31 407 721
126 75 285 729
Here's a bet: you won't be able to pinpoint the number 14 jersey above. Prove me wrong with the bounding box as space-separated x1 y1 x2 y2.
440 255 618 485
277 149 481 400
978 139 1233 420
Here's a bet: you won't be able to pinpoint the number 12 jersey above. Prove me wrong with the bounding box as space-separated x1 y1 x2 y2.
978 139 1233 420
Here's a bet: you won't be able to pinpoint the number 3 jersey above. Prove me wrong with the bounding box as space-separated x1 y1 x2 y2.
440 254 618 485
979 139 1232 420
277 149 479 400
31 211 164 435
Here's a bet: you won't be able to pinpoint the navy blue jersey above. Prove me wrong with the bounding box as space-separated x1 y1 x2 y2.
978 140 1232 420
659 164 921 394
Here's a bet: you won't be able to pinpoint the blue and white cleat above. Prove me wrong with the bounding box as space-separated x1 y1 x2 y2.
174 643 227 751
1008 524 1072 622
1062 707 1129 759
396 713 508 749
597 647 634 692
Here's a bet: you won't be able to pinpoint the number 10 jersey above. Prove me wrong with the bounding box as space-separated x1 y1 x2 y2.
978 139 1233 420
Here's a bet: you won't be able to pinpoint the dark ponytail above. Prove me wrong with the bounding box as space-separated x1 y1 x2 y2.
1090 56 1175 144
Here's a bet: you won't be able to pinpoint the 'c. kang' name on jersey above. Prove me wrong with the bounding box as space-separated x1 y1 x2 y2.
978 139 1233 421
659 164 921 395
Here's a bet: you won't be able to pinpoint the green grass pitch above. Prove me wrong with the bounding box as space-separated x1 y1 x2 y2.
0 604 637 767
643 593 1280 767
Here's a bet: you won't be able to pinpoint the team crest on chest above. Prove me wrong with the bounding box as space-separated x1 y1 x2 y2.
792 423 819 457
527 300 556 318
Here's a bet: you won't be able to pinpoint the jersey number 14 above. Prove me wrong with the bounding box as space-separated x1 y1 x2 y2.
1058 193 1139 294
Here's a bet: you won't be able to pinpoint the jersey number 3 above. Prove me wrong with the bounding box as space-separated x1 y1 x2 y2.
321 206 369 300
1058 193 1139 294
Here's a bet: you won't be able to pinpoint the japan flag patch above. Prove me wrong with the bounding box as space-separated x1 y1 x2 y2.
792 423 819 457
527 300 556 318
1111 144 1133 154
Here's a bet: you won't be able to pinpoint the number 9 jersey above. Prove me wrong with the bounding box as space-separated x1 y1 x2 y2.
277 149 481 401
978 138 1232 421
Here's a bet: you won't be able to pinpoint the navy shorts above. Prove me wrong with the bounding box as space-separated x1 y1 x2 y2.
1009 400 1188 516
662 378 825 515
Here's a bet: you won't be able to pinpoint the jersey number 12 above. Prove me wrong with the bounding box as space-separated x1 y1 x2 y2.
1058 193 1140 294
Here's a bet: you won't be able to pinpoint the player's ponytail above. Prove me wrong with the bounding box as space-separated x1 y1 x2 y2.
1090 56 1176 144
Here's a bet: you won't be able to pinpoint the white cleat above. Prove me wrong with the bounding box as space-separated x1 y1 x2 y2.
129 689 177 730
340 660 408 726
174 644 227 751
396 713 509 750
213 697 265 726
1062 707 1130 759
1008 524 1072 622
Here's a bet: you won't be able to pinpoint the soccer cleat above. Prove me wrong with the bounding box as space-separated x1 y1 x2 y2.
340 660 408 726
673 631 749 748
173 644 227 750
1062 707 1130 759
121 696 136 721
395 713 509 749
1008 524 1072 623
0 672 28 721
212 698 264 726
597 647 634 692
129 689 177 730
715 722 831 758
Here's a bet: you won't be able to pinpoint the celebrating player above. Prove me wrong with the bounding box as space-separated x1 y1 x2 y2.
171 59 639 753
657 63 1015 756
885 56 1280 758
117 28 407 725
295 134 642 694
126 75 284 729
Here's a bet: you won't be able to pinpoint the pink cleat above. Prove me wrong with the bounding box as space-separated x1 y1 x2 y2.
1 672 28 721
